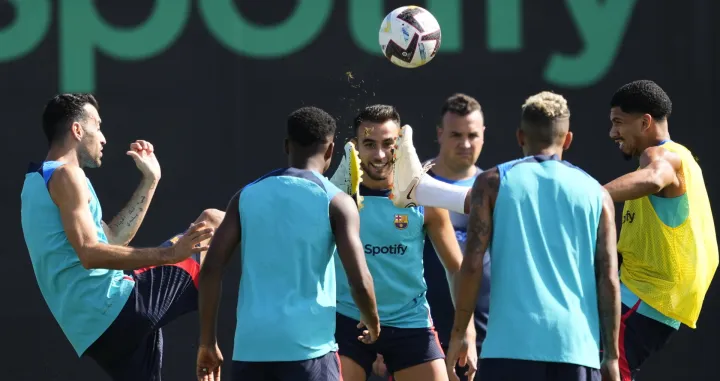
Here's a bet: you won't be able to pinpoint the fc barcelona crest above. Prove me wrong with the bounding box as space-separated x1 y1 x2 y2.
394 214 409 230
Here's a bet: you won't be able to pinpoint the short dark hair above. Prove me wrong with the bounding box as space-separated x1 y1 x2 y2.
520 91 570 145
353 104 401 132
42 93 99 144
610 80 672 120
286 106 337 147
440 93 482 118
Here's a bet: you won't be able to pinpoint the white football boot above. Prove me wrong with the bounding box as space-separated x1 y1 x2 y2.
329 141 364 209
390 125 433 208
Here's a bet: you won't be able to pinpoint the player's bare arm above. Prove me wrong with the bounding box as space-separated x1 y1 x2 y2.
50 165 211 270
450 168 498 336
330 191 380 343
595 188 621 379
604 146 682 202
424 206 474 330
102 140 162 245
425 204 478 380
196 190 241 380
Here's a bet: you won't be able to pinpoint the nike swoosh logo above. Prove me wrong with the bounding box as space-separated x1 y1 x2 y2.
406 181 417 200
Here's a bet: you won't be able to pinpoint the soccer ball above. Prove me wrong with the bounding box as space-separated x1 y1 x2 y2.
378 6 442 68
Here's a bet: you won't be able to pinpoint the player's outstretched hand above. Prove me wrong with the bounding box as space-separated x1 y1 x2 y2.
600 358 620 381
126 140 161 181
171 222 214 263
356 319 380 344
197 343 223 381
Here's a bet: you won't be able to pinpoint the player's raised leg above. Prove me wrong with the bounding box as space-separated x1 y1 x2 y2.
159 208 225 266
85 208 224 380
390 124 471 215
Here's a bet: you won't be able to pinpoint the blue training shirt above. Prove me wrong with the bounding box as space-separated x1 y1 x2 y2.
234 168 341 362
481 155 603 369
20 161 134 356
335 185 430 328
422 167 490 349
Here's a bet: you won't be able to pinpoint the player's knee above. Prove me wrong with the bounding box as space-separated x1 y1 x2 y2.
197 208 225 228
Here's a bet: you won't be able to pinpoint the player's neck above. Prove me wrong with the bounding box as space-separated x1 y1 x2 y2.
649 133 671 146
522 146 564 160
46 145 80 167
288 155 326 174
430 157 477 181
362 176 391 190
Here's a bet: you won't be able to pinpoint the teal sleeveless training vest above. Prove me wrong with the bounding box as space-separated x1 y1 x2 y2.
21 161 134 356
234 168 342 361
335 185 430 328
481 155 603 369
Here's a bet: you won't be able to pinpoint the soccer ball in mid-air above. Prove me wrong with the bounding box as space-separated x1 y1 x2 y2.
378 6 442 69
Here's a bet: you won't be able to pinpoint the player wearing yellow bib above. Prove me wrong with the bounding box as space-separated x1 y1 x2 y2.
604 80 719 381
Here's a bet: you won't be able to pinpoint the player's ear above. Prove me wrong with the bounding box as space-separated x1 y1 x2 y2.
516 128 524 147
325 141 334 161
436 125 443 143
563 131 574 150
284 138 290 155
642 114 652 131
71 122 83 142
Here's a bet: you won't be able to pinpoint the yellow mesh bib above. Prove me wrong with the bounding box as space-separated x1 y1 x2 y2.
618 141 718 328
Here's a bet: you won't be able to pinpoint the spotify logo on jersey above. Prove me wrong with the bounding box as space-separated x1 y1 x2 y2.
365 244 408 256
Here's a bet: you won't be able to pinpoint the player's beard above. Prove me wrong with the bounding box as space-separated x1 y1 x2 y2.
78 143 101 168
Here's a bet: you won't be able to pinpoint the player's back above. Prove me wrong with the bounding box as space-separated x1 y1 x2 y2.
234 168 341 362
483 155 603 369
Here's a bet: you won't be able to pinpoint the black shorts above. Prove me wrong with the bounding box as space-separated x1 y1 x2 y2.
617 301 676 381
335 312 445 376
84 233 200 381
232 351 342 381
479 359 600 381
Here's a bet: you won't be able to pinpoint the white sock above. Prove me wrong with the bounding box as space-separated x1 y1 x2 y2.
415 175 469 214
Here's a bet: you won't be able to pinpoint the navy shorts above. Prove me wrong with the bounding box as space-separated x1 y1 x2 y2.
232 351 342 381
615 301 676 381
479 359 600 381
335 312 445 376
84 233 200 381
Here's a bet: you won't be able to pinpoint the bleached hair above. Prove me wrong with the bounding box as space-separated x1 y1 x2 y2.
521 91 570 119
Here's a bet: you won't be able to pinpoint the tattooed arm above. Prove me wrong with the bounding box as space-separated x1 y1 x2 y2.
102 178 158 246
450 167 499 338
595 188 621 361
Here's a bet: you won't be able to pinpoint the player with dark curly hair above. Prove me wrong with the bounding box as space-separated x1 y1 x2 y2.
196 106 380 381
604 80 718 380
